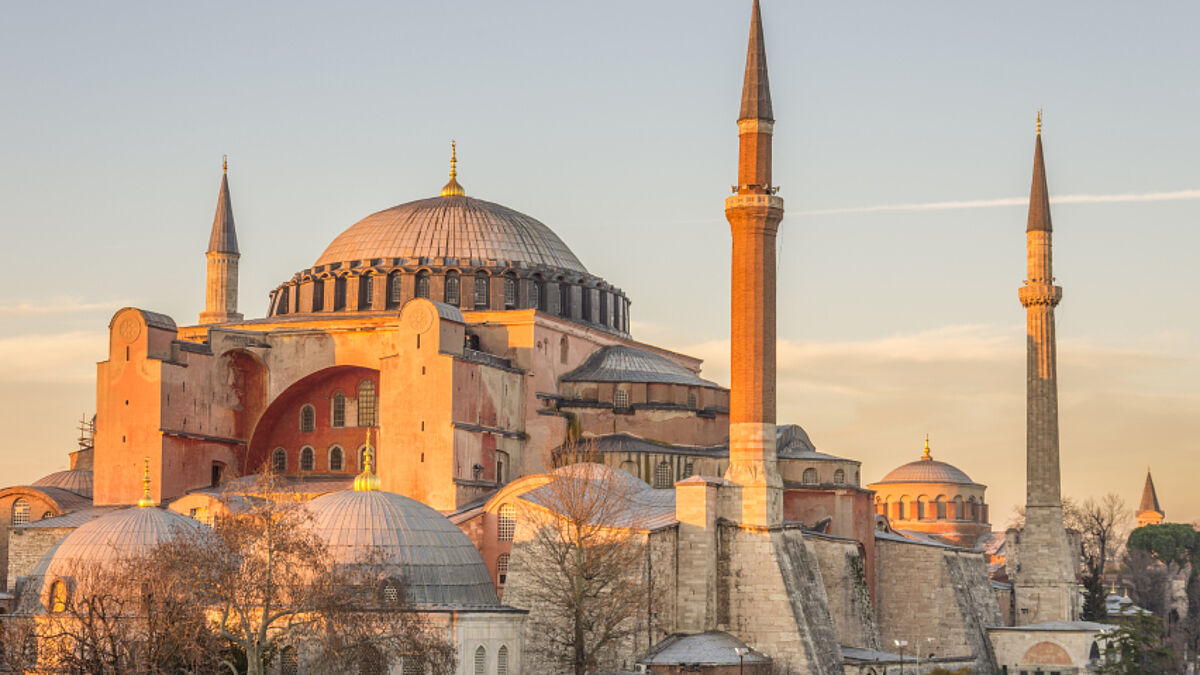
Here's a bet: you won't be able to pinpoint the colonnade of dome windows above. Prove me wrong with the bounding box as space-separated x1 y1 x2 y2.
875 495 988 522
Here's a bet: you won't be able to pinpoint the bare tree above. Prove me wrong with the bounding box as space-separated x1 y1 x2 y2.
508 442 650 675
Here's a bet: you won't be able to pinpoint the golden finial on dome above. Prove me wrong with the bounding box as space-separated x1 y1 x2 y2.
354 428 381 491
440 140 465 197
922 434 932 461
222 154 228 174
137 457 155 507
1036 109 1042 136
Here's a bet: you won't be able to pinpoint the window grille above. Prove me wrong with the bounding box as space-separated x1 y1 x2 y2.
359 274 373 308
402 659 421 675
329 446 344 472
445 272 461 306
357 380 377 427
313 279 325 311
802 468 818 485
686 391 697 408
382 580 400 604
498 504 516 542
280 647 299 675
497 553 510 586
300 447 314 472
332 393 346 428
504 276 516 309
474 646 486 675
474 272 490 309
614 389 628 408
497 646 509 675
833 469 845 485
11 498 30 526
388 272 403 308
654 462 672 489
272 448 287 473
416 271 430 299
299 405 315 433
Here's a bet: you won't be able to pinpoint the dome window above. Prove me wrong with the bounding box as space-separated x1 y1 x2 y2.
503 274 517 309
558 280 571 318
415 271 430 299
381 577 402 604
271 448 287 473
445 271 461 306
300 447 315 472
299 404 315 433
498 504 516 542
11 498 30 526
686 391 697 408
833 469 845 485
530 278 543 311
474 271 490 309
614 389 629 409
802 468 818 485
599 291 609 326
359 274 374 309
329 446 344 472
334 277 347 311
581 285 592 320
654 461 673 489
387 271 403 308
357 380 377 427
312 278 325 311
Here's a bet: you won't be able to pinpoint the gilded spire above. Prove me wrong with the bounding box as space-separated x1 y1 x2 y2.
208 157 239 254
1027 112 1053 232
738 0 774 122
354 428 380 491
137 458 155 507
922 434 932 460
440 141 465 197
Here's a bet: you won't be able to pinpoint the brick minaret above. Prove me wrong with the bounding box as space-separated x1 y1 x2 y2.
199 157 243 324
1014 114 1077 623
722 0 784 527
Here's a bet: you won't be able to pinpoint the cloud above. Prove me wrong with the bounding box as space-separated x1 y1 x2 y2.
0 297 130 317
0 331 106 382
797 188 1200 217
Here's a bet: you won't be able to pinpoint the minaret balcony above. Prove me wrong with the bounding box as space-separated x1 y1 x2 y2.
725 194 784 211
1018 284 1062 307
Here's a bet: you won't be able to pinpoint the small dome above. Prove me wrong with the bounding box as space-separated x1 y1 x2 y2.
876 459 976 485
33 469 94 498
315 195 587 273
561 345 720 388
306 489 499 607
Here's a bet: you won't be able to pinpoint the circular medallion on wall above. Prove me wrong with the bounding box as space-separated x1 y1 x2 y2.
117 315 141 343
406 303 435 334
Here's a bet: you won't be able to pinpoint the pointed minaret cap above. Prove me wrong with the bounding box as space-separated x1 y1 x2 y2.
440 141 466 197
354 429 381 492
1138 467 1163 517
1027 111 1052 233
208 156 240 254
136 458 155 508
738 0 774 122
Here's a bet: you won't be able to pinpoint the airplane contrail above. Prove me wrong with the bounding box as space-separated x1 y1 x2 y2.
797 189 1200 216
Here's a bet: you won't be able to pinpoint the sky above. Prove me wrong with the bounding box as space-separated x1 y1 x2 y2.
1 1 1197 525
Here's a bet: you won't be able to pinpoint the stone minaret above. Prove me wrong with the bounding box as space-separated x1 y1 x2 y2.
722 0 785 527
1014 114 1077 623
1136 468 1164 527
199 157 243 324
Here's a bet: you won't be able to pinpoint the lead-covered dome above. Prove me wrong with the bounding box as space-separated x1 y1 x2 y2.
316 195 586 273
306 488 499 607
877 459 976 485
33 469 94 498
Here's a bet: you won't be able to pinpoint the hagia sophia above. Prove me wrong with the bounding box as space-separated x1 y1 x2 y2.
0 1 1135 673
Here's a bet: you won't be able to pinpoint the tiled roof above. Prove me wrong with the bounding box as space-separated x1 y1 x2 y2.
315 195 586 273
561 345 719 388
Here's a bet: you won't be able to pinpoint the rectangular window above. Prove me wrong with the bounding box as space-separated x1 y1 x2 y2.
614 389 628 408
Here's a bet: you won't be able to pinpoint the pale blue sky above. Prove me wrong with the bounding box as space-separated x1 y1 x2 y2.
2 1 1197 524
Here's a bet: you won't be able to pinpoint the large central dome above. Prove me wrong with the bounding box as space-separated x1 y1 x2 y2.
315 195 587 273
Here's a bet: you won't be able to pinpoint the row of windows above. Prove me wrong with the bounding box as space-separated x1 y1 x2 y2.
10 498 53 526
271 445 369 474
877 495 987 522
800 468 855 486
474 645 510 675
299 381 377 432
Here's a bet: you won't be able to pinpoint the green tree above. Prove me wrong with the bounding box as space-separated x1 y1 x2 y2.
1098 613 1173 673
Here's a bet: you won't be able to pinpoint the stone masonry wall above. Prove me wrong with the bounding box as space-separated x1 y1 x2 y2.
7 527 72 592
806 535 880 650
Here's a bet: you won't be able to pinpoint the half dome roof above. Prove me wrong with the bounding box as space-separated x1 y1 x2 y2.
315 195 587 273
33 469 94 498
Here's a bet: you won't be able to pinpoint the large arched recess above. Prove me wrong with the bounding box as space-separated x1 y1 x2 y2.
245 365 379 475
217 349 268 440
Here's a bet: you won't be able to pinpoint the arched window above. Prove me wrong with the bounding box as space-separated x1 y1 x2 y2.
496 450 509 484
445 271 461 306
332 393 346 428
558 280 570 317
916 499 926 520
497 553 510 587
833 469 845 485
272 448 287 473
967 496 977 521
300 447 315 472
279 646 299 675
277 286 290 315
953 495 964 520
313 278 325 311
498 504 516 542
936 496 947 519
299 404 315 432
334 276 347 311
359 274 374 309
357 380 377 427
581 285 592 321
802 468 818 485
329 446 344 472
381 577 401 604
654 461 672 489
497 645 509 675
11 498 30 526
503 274 517 309
474 646 486 675
50 579 68 613
896 500 906 520
614 389 628 409
474 271 490 309
415 270 430 299
530 277 542 310
388 270 403 307
559 336 569 364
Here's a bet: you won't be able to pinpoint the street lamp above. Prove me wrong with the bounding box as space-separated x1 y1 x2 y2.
894 639 908 675
734 647 749 675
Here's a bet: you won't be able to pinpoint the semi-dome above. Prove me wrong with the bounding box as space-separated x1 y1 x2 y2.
33 469 94 498
316 195 587 273
562 345 720 388
306 488 499 607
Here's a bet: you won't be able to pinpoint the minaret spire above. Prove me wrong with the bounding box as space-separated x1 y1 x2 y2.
1137 468 1164 527
1014 113 1076 623
723 0 785 527
199 157 243 324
